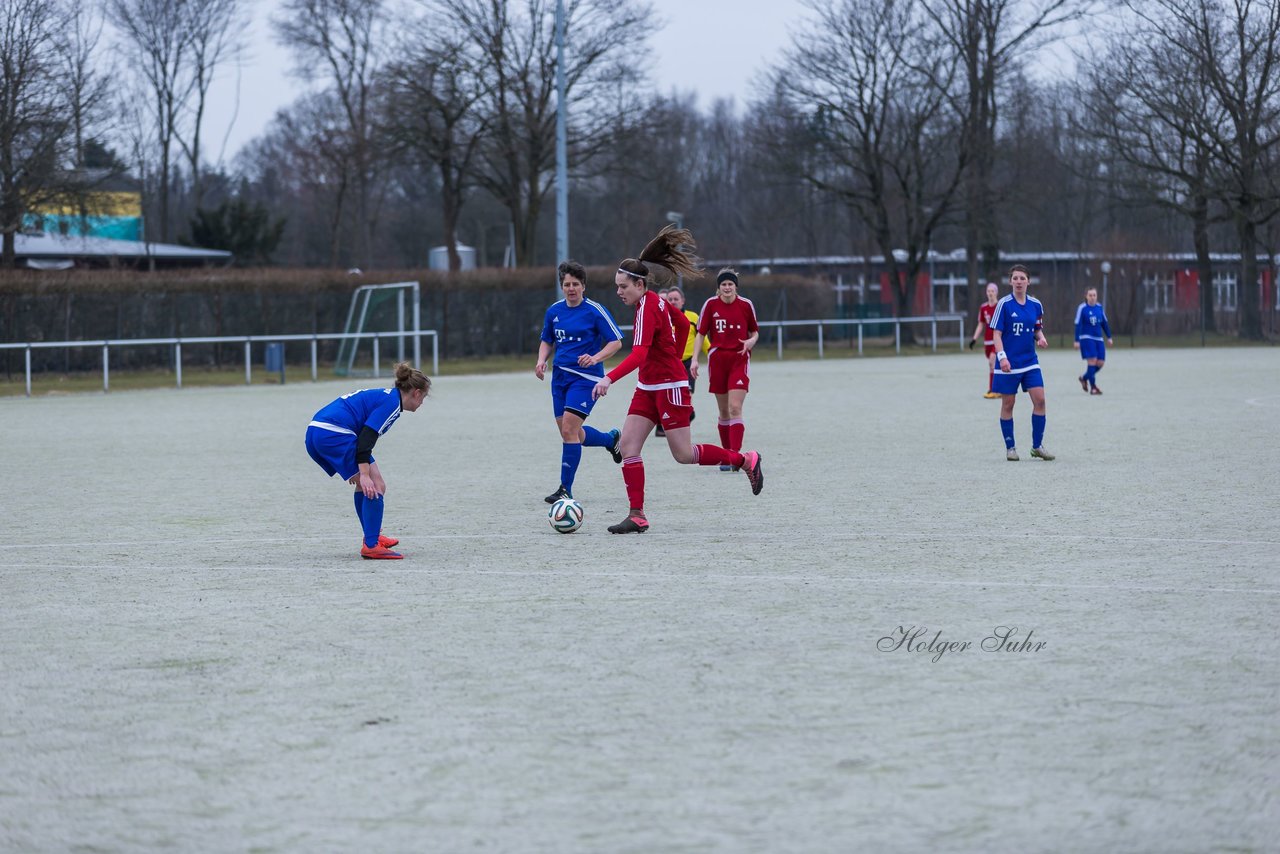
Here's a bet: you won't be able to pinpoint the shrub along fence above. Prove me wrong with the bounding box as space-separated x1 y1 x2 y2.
0 267 836 375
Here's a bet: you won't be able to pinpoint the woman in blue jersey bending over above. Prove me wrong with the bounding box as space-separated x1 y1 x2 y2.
990 264 1054 461
305 362 431 559
535 260 624 504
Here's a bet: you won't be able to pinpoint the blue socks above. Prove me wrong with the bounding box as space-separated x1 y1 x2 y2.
580 426 610 447
560 443 583 494
560 426 614 496
354 491 384 548
1032 414 1046 449
1000 418 1015 449
1083 364 1098 385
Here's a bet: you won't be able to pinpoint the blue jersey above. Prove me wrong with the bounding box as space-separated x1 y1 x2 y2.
989 295 1044 371
541 298 622 381
310 387 403 436
1074 302 1111 341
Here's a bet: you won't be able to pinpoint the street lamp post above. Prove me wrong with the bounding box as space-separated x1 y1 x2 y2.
554 0 568 298
666 210 683 290
928 248 936 316
1100 260 1111 308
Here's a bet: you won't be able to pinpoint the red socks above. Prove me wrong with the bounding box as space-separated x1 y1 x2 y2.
694 444 745 469
717 418 745 451
622 457 645 511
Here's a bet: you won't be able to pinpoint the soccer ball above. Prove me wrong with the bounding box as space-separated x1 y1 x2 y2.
548 497 584 533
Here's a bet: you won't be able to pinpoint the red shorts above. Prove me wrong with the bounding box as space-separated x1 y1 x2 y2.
984 343 995 358
628 386 692 429
708 350 750 394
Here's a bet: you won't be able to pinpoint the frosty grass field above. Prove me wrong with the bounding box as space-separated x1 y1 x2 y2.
2 347 1277 852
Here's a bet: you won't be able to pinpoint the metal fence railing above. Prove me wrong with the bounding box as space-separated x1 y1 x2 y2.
0 330 440 397
619 315 967 358
2 314 964 397
758 315 967 358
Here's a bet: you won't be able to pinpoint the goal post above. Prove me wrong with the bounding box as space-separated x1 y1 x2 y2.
334 281 422 377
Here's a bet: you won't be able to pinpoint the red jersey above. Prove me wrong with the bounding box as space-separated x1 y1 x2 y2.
620 290 690 390
698 296 759 355
979 303 997 343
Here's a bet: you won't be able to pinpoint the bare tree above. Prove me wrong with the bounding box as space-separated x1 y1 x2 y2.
50 0 121 236
381 23 490 271
1078 8 1230 332
921 0 1099 316
55 1 112 173
274 0 388 268
1146 0 1280 340
772 0 966 340
583 91 705 259
109 0 244 239
428 0 654 267
179 0 243 208
0 0 78 267
109 0 191 241
277 91 361 267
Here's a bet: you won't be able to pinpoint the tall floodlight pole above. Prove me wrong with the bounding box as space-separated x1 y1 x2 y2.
666 211 684 289
554 0 569 297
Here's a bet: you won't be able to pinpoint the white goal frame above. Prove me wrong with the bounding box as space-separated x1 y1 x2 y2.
335 281 422 376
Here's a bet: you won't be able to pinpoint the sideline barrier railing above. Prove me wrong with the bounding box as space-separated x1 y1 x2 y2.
620 314 968 359
0 330 440 397
760 315 967 359
3 314 964 397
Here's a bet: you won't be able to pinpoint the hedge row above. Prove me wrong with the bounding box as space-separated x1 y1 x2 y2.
0 267 834 372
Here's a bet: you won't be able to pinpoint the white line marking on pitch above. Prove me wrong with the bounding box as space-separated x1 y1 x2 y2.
0 563 1276 596
1 530 1277 550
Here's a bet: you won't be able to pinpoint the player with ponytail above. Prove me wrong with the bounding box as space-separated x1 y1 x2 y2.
592 225 764 534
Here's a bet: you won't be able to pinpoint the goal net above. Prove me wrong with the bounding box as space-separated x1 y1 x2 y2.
334 281 422 377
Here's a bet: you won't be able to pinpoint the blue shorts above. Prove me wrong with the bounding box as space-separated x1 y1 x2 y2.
992 367 1044 395
305 425 372 480
1079 339 1107 361
551 369 601 419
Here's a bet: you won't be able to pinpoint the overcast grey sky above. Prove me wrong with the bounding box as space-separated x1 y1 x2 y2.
201 0 808 167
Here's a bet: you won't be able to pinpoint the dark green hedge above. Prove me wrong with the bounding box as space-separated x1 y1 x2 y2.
0 267 832 372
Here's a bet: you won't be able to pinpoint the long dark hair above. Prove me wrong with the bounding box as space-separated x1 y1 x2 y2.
617 224 702 284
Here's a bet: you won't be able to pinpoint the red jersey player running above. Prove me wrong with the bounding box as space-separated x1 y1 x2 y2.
690 268 759 469
592 225 764 534
969 282 1000 398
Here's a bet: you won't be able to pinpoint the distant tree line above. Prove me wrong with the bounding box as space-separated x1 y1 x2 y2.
1 0 1277 338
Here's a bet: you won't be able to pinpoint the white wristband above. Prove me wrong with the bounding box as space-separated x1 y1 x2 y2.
996 351 1007 361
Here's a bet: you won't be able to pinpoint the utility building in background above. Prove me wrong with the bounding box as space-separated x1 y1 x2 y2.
23 172 144 241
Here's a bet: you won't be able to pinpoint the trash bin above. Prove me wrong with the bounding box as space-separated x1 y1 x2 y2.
264 342 285 381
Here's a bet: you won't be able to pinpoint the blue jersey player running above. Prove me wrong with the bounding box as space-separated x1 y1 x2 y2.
535 260 624 504
1074 287 1112 395
304 362 430 560
990 264 1054 461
